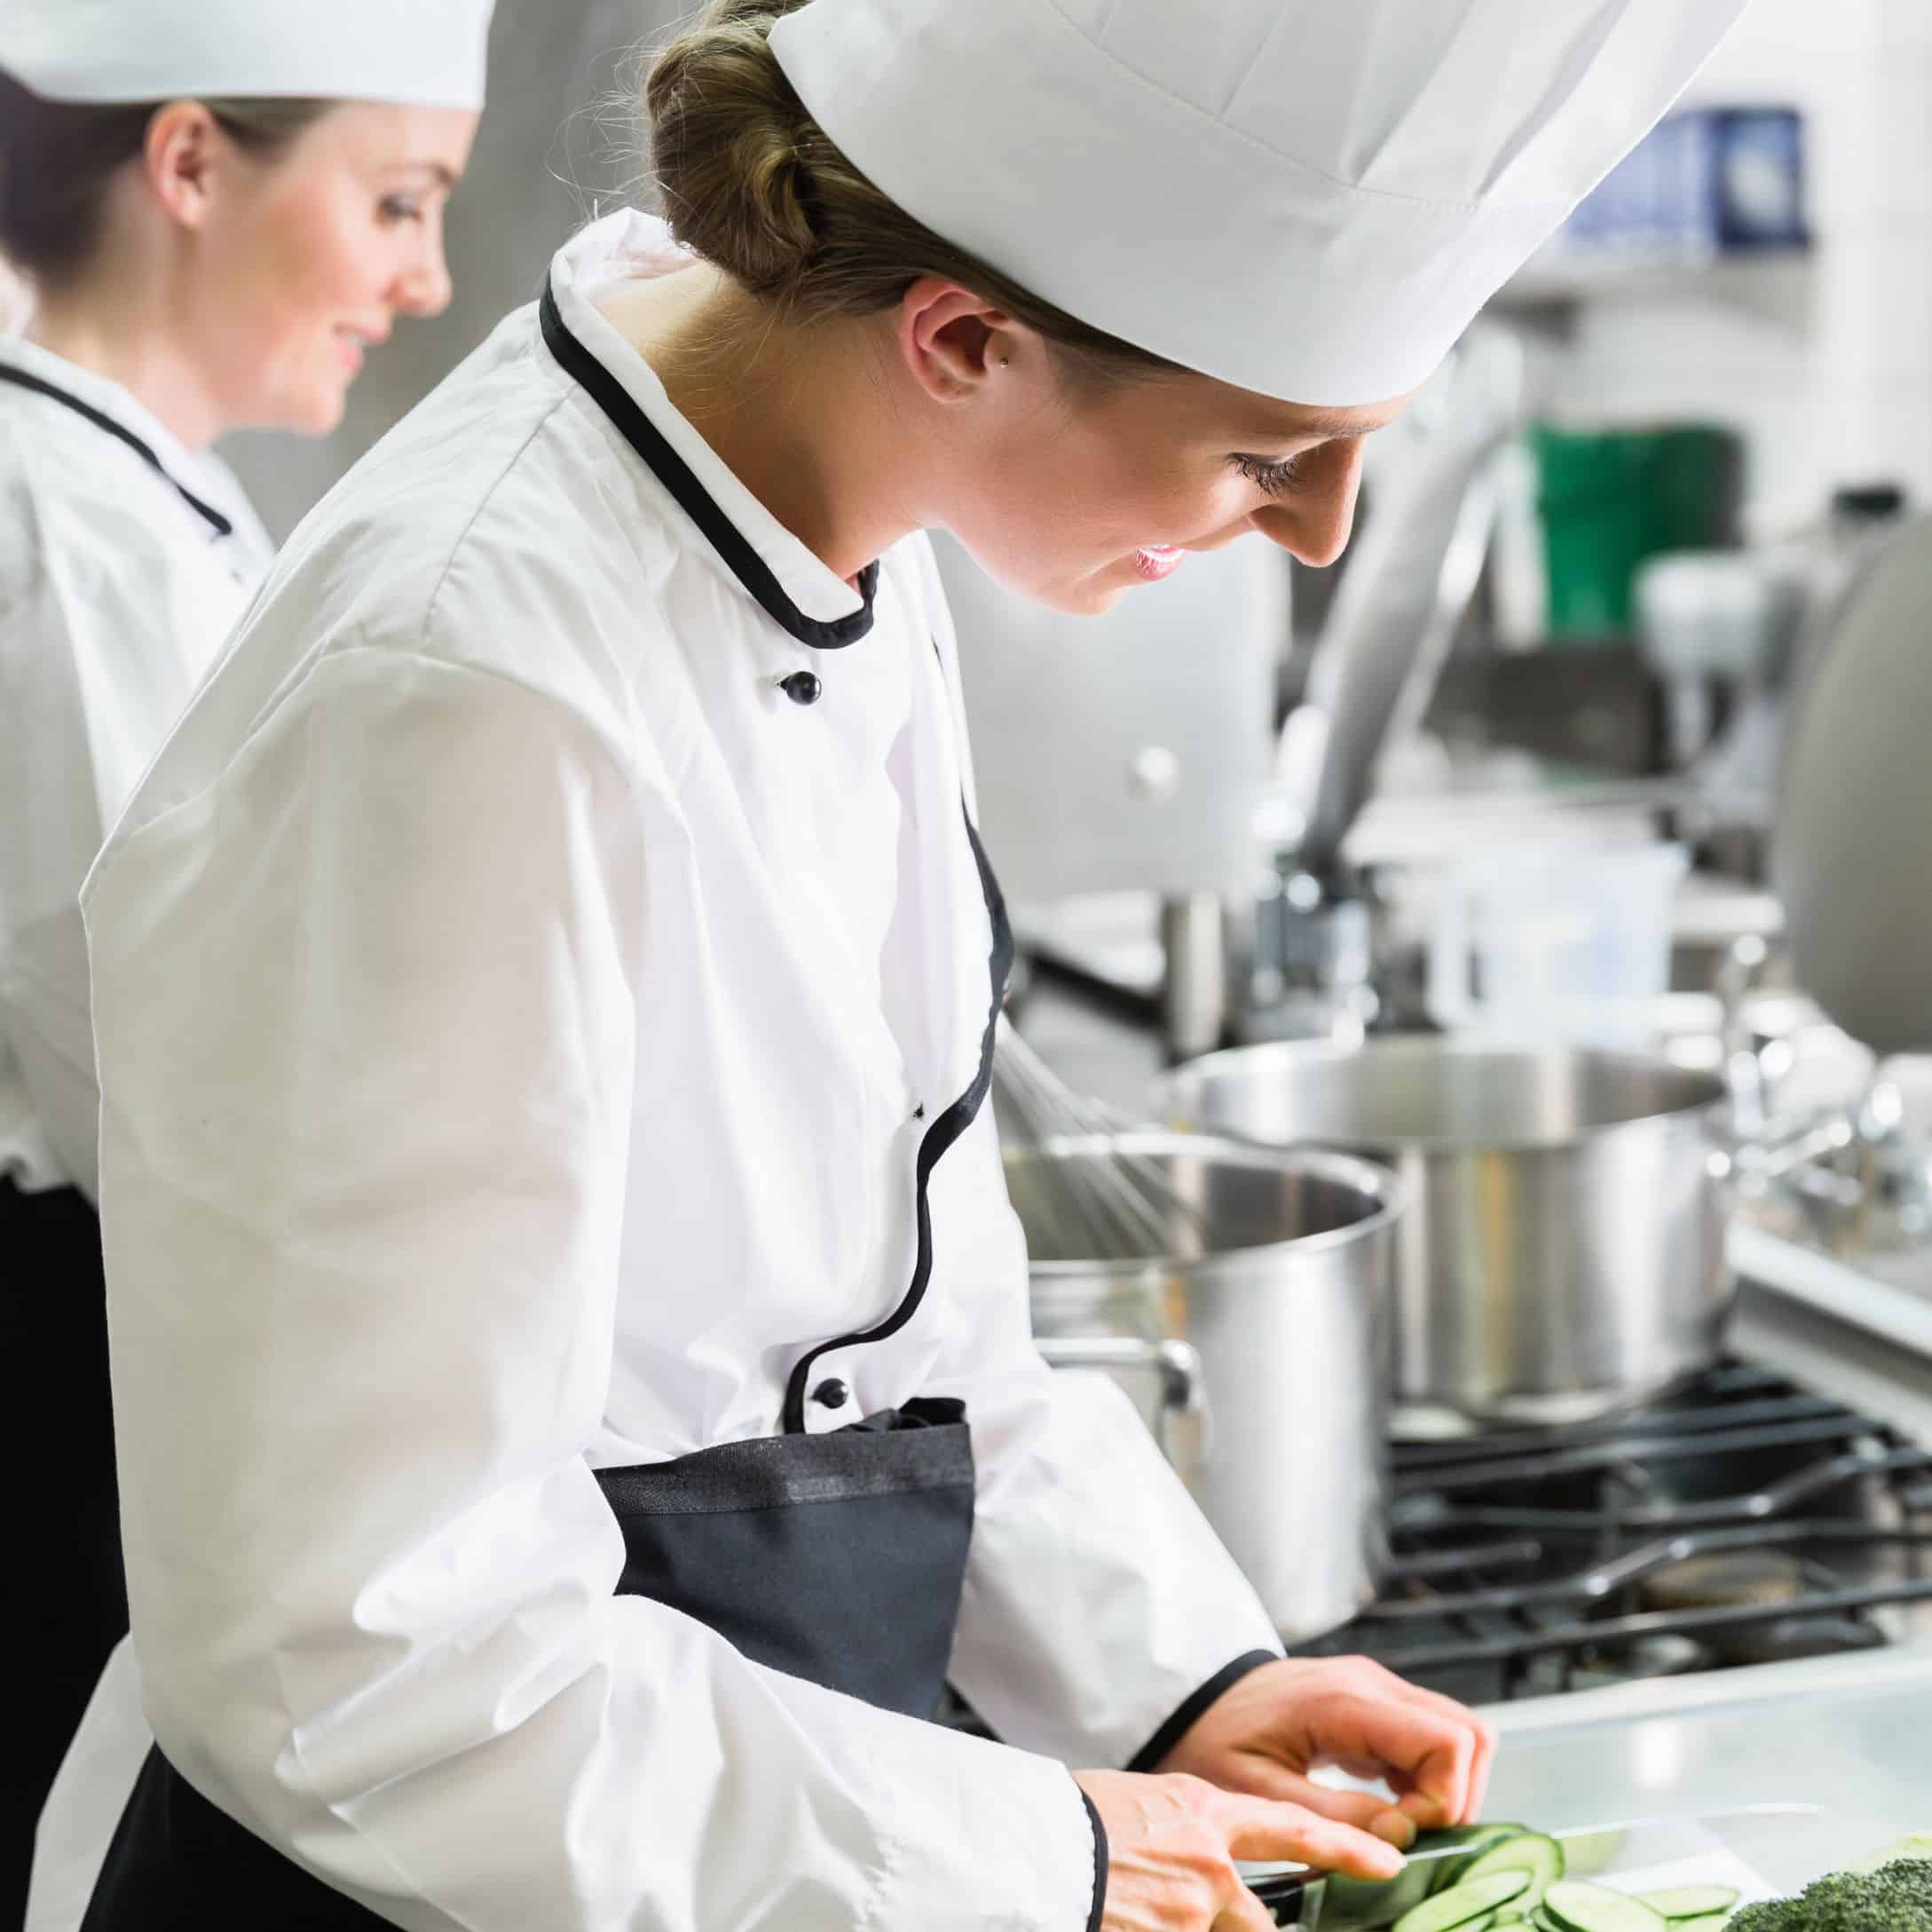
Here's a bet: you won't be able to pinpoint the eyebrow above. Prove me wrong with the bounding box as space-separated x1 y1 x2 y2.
1237 412 1385 446
389 162 460 190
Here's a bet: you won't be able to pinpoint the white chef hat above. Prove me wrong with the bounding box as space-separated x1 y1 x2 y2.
770 0 1747 405
0 0 494 112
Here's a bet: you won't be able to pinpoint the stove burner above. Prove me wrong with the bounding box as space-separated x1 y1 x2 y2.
1636 1551 1807 1615
1293 1364 1932 1701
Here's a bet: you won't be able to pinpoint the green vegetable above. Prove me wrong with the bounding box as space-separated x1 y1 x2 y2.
1543 1881 1669 1932
1670 1917 1731 1932
1461 1835 1566 1915
1729 1857 1932 1930
1392 1872 1532 1932
1636 1888 1740 1920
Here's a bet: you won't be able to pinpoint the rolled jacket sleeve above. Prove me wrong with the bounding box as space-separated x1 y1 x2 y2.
84 648 1100 1932
925 1108 1284 1771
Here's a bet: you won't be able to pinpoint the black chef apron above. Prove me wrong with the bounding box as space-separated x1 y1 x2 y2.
3 1179 127 1919
75 280 1019 1930
79 1399 977 1931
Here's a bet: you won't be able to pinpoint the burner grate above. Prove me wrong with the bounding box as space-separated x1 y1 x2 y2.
1292 1365 1932 1700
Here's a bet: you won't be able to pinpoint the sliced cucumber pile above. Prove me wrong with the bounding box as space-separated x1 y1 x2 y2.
1391 1869 1530 1932
1632 1888 1742 1921
1277 1826 1752 1931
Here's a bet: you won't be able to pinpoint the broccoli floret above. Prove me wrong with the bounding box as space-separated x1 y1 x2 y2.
1729 1857 1932 1930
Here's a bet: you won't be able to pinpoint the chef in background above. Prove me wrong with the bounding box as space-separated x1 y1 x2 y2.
48 3 1746 1929
0 0 487 1912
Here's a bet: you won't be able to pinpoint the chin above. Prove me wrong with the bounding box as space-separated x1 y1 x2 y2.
1043 579 1134 616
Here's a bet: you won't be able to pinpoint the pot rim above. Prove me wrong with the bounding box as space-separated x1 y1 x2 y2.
1005 1128 1407 1278
1150 1035 1726 1157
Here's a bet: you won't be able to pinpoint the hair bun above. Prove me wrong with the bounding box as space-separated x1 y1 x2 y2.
645 4 821 296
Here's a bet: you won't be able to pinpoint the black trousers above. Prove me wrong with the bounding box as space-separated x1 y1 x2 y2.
1 1178 127 1920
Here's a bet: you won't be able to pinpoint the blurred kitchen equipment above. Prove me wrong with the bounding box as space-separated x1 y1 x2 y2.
1250 330 1522 1045
1154 1037 1731 1429
1010 1129 1401 1636
1274 329 1524 883
992 1016 1216 1259
1636 551 1805 769
1532 422 1743 639
935 524 1289 1056
1425 840 1689 1048
1638 485 1905 828
1777 513 1932 1063
1761 514 1932 1252
1555 105 1809 262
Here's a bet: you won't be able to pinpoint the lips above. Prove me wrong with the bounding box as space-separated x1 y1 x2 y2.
1132 543 1186 582
334 324 390 374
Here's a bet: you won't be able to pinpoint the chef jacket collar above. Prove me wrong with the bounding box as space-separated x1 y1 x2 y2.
544 213 877 651
0 333 245 538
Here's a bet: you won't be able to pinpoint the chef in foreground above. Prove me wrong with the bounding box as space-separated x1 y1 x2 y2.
44 3 1746 1927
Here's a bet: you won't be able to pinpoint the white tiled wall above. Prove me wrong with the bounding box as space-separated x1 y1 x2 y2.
1529 0 1932 526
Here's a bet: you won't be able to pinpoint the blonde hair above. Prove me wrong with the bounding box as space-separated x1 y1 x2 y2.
643 0 1181 388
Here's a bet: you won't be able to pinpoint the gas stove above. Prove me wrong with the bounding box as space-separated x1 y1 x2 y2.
1291 1362 1932 1706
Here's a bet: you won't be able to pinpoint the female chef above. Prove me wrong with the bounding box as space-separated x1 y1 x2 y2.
0 0 488 1907
59 2 1744 1928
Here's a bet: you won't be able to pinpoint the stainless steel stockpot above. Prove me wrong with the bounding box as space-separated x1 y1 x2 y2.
1010 1132 1402 1638
1154 1037 1731 1429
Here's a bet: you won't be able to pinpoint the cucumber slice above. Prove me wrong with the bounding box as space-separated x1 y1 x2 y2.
1542 1881 1668 1932
1461 1834 1566 1913
1393 1871 1532 1932
1670 1917 1733 1932
1423 1824 1533 1893
1636 1888 1739 1920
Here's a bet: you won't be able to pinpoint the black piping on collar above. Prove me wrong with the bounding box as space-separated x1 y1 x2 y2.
0 362 234 539
783 803 1013 1433
539 277 878 652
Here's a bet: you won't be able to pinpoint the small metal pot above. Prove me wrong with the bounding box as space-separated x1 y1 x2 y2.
1010 1132 1402 1638
1154 1037 1731 1429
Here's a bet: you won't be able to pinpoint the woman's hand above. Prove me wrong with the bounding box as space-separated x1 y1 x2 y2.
1073 1765 1407 1931
1154 1656 1499 1840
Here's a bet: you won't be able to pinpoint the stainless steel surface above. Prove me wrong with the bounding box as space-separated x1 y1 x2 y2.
1480 1641 1932 1886
1154 1037 1731 1424
1032 1335 1203 1463
994 1015 1218 1260
1778 514 1932 1058
1159 893 1229 1061
1013 1132 1402 1636
936 532 1287 903
1276 332 1522 877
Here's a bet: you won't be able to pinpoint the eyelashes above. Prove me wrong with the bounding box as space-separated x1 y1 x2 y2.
1231 453 1304 497
379 197 426 225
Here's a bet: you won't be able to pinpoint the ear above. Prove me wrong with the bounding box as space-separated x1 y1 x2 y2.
894 275 1021 405
142 100 228 233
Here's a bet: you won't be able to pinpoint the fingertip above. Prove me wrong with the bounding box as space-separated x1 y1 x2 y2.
1372 1808 1418 1851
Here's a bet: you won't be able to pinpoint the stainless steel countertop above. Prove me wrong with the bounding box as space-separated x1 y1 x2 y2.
1480 1640 1932 1889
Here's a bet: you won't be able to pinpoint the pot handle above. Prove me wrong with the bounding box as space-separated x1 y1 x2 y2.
1033 1336 1206 1462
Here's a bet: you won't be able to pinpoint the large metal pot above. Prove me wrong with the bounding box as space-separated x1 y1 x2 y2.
1009 1132 1401 1638
1153 1037 1731 1429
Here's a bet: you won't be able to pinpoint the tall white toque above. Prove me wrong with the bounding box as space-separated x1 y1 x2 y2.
0 0 495 111
770 0 1748 405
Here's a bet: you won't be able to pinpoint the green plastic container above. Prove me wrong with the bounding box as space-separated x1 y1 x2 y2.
1532 422 1742 638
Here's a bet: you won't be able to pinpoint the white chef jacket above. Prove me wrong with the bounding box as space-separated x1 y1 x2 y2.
51 211 1281 1931
0 333 272 1200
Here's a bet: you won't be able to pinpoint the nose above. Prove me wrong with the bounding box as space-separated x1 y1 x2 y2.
1251 438 1366 567
392 220 455 319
